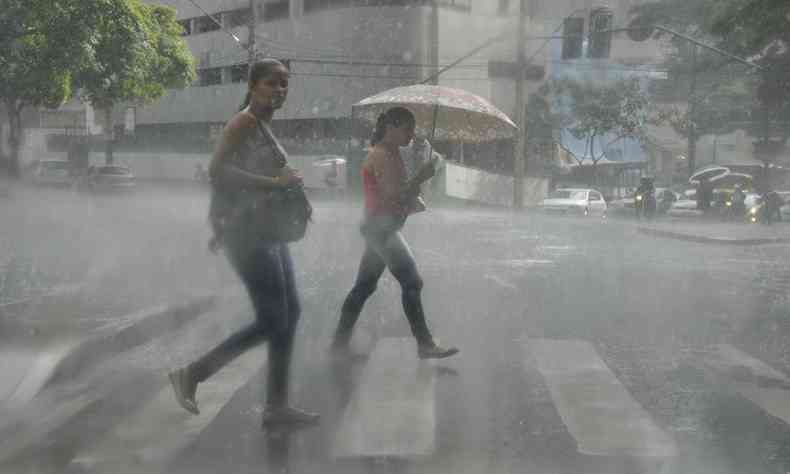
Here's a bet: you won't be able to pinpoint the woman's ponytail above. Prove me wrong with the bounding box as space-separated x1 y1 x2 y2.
370 114 387 146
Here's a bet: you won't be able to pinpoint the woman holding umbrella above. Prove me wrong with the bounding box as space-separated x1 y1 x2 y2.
331 107 459 359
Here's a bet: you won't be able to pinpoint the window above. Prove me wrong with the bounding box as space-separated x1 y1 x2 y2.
262 0 290 21
197 68 222 86
437 0 471 10
194 15 221 34
304 0 351 13
177 19 192 36
590 192 602 201
224 9 250 28
230 64 248 83
588 7 613 58
562 17 584 59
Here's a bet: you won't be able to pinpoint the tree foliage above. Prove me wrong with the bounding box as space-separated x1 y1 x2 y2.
0 0 98 175
546 77 655 165
633 0 790 145
76 2 195 111
0 0 195 173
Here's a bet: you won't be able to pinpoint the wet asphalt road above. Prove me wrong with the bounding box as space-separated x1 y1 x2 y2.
3 185 790 474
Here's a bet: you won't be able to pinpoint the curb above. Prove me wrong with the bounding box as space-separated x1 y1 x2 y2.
42 294 216 390
637 227 790 245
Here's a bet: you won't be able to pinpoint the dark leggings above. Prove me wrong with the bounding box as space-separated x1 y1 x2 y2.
334 220 432 346
189 240 300 408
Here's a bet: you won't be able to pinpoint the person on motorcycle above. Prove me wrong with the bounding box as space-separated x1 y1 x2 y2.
635 177 656 219
658 188 677 214
763 190 783 224
731 184 746 220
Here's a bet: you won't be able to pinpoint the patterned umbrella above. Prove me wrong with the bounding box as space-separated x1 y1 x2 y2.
688 166 729 184
709 171 753 188
353 85 518 143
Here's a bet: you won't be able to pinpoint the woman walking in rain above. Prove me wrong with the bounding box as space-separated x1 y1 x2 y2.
169 59 319 427
331 107 458 359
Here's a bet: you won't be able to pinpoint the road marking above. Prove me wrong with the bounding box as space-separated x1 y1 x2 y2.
704 344 790 386
67 346 266 473
526 338 676 458
333 337 435 459
703 344 790 425
1 344 74 409
484 274 517 290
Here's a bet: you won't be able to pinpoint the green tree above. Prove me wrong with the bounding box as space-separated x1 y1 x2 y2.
0 1 94 177
76 1 195 164
547 77 655 182
633 0 790 170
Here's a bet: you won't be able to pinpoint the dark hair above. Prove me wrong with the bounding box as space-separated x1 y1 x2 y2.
239 58 289 111
371 107 415 145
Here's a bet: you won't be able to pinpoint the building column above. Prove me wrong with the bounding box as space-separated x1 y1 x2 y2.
290 0 303 20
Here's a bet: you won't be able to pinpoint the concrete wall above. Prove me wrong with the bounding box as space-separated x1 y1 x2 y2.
444 161 549 207
137 3 429 124
76 152 346 189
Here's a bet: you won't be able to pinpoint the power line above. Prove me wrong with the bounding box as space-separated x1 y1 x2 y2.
183 0 245 47
201 46 673 73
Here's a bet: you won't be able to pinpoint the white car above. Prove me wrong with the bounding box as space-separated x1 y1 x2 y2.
32 160 72 187
541 188 607 217
88 165 136 192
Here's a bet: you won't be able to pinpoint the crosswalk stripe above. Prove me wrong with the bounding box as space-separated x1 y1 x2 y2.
67 346 266 473
704 344 790 386
703 344 790 425
1 344 73 409
332 337 436 459
526 338 676 458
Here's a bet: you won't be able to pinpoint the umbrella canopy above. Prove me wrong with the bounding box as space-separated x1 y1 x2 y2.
709 171 753 188
353 85 518 143
689 166 729 184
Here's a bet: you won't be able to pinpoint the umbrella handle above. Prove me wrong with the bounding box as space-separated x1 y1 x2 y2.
428 102 439 159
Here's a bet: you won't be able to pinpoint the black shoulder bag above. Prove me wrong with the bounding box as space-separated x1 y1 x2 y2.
252 120 312 243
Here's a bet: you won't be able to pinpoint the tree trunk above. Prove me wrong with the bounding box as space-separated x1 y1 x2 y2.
104 106 114 165
5 100 23 178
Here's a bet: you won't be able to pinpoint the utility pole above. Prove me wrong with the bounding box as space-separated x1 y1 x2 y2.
513 0 527 209
687 44 697 178
248 0 257 65
429 0 439 85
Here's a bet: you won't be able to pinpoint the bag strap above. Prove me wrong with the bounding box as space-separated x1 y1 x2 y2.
255 119 289 167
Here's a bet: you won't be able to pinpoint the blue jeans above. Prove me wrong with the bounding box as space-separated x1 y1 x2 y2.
334 215 432 346
190 238 300 408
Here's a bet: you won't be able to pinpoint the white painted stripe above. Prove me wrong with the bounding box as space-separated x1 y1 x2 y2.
333 337 435 459
734 383 790 425
527 338 676 458
68 346 266 473
705 344 790 385
3 344 74 409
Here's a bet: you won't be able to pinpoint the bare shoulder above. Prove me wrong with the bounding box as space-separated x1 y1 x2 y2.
367 145 389 164
225 110 257 133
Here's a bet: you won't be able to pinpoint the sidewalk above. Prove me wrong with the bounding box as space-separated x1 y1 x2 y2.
637 218 790 245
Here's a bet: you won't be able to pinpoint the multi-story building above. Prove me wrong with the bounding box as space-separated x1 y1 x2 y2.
5 1 684 201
